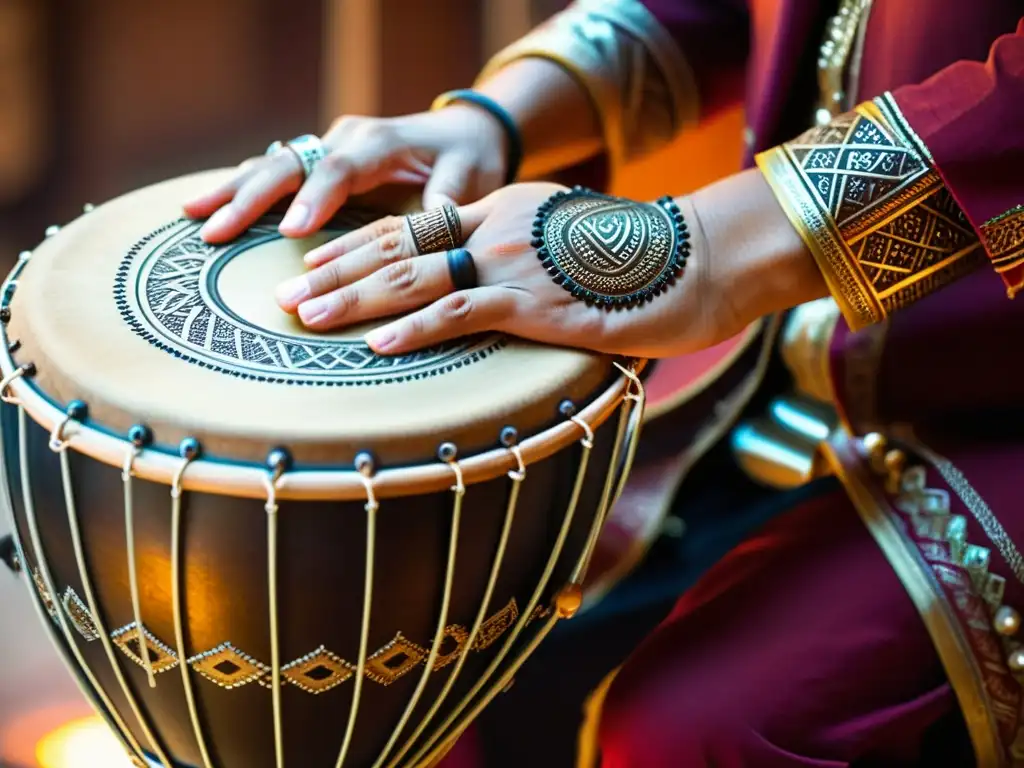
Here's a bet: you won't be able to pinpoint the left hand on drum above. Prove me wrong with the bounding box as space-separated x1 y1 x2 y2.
274 182 718 360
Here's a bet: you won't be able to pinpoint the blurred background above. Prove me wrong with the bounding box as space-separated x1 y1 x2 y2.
0 0 742 765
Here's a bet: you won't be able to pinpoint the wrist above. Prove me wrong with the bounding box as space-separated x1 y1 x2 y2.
685 168 828 331
432 90 522 184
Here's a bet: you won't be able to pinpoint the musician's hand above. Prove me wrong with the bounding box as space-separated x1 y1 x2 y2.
184 107 508 244
274 170 828 360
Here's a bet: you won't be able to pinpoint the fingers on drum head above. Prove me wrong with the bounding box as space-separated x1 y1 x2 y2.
297 250 463 331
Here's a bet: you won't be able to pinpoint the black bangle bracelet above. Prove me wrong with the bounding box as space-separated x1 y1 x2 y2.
432 89 523 186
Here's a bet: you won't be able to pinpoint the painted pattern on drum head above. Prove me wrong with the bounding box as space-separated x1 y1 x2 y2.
113 216 504 386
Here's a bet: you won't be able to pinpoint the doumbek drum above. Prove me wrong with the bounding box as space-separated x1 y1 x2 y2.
0 172 645 767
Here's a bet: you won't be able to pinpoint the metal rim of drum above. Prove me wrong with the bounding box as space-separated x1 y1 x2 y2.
0 255 646 500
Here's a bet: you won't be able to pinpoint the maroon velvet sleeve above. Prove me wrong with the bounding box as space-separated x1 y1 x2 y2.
891 18 1024 296
640 0 750 120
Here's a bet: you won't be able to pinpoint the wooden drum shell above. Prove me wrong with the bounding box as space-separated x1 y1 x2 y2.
3 387 628 767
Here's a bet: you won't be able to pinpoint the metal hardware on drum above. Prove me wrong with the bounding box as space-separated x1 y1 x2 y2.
0 533 19 573
0 187 649 768
123 424 158 688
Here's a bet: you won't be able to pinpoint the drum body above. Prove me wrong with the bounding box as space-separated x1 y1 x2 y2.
0 172 644 768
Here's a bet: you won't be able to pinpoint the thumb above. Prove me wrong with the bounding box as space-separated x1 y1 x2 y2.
423 151 476 210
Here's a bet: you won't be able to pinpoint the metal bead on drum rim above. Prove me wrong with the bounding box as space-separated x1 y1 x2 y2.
995 605 1022 636
265 447 292 475
178 437 202 460
558 399 577 418
128 424 153 448
66 399 89 421
437 442 458 463
499 426 519 447
354 451 376 477
45 225 60 237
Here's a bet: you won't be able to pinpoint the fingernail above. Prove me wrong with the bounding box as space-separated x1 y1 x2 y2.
304 245 329 265
280 203 310 232
200 207 233 238
275 276 311 308
298 297 330 326
365 328 396 351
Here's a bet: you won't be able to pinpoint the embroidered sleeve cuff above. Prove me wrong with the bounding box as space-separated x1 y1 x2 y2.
756 94 987 331
476 0 699 185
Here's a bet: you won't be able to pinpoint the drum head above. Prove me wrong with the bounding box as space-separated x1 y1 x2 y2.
8 171 613 466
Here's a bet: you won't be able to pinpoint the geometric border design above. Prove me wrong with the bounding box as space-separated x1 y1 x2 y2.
113 217 505 387
111 622 180 674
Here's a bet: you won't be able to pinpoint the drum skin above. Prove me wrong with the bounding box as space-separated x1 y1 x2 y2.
5 400 618 767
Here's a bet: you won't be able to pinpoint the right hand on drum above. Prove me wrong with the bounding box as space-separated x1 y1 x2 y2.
183 106 509 244
273 170 830 360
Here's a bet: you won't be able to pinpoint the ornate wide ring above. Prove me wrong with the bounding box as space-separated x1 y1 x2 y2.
446 248 478 292
280 134 329 179
405 205 464 255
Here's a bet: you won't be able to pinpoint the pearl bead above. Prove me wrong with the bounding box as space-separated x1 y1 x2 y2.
883 449 906 474
44 225 60 237
862 432 887 458
995 605 1022 636
1008 648 1024 672
82 203 95 213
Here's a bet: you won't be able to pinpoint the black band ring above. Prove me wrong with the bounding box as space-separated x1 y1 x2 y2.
446 248 478 292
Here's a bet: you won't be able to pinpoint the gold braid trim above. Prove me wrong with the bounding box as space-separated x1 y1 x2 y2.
757 93 986 331
476 0 699 183
982 205 1024 275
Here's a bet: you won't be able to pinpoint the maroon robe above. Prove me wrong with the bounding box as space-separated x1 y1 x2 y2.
443 2 1024 765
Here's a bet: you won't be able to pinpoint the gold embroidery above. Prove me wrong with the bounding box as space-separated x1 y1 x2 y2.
816 0 874 124
61 586 99 642
981 205 1024 274
473 0 699 179
841 433 1024 761
912 441 1024 588
111 622 179 675
757 95 986 330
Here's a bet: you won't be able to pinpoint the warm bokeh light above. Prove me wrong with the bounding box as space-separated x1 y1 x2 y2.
36 716 135 768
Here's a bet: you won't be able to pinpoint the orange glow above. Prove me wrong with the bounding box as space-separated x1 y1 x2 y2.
35 716 135 768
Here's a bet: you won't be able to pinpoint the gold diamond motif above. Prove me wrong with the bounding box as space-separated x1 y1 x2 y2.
528 605 553 624
61 587 99 641
282 646 354 694
433 625 470 671
32 568 58 622
473 598 519 650
188 642 268 689
365 633 427 685
111 622 179 674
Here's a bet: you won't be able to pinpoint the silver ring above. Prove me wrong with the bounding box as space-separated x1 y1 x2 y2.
283 134 328 179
